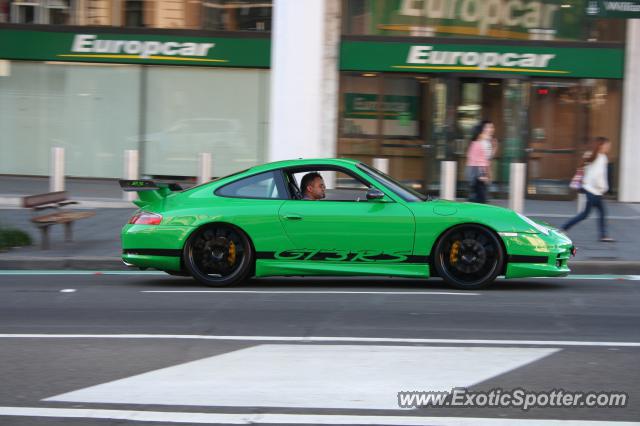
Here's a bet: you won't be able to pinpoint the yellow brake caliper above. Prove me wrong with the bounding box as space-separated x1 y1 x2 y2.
227 240 236 265
450 241 461 265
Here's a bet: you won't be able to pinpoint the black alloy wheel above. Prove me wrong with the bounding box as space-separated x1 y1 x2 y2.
183 224 253 287
433 224 504 290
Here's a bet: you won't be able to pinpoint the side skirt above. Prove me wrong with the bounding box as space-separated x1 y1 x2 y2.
255 260 430 279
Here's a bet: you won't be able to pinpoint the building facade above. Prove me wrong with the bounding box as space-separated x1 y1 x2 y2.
1 0 639 202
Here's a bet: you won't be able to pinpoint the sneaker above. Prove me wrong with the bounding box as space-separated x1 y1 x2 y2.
600 237 615 242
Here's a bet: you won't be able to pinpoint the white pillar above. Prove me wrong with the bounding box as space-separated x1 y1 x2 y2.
509 162 526 213
198 153 212 185
439 161 457 200
123 150 139 201
268 0 340 161
49 147 65 192
619 19 640 202
373 157 389 174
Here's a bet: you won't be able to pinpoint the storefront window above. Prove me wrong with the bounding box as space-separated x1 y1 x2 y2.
343 0 627 43
144 67 269 178
338 73 428 192
525 79 621 197
0 61 269 179
0 62 140 177
0 0 272 30
339 70 622 199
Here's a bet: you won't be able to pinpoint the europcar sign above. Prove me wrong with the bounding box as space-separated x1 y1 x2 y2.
0 29 270 67
341 41 624 78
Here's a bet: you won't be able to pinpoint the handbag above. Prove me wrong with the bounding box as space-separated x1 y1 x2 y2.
569 167 584 190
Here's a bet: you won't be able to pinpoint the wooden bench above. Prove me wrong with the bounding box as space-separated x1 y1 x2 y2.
22 191 96 250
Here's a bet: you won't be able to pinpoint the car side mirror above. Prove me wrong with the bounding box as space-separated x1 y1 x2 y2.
366 188 385 201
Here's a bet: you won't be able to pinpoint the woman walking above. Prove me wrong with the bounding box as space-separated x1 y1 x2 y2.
466 120 497 203
561 136 614 242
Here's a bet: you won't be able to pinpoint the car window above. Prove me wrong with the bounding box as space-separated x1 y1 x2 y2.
216 171 286 199
291 169 371 201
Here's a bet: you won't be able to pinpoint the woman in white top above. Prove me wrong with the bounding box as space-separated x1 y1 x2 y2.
561 137 614 242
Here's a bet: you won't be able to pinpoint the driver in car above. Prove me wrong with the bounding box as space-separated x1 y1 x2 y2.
300 172 326 201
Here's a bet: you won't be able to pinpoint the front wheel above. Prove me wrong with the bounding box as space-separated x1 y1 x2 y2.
433 225 504 290
183 224 253 287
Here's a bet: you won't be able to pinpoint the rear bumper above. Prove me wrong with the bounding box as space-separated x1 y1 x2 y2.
121 224 192 271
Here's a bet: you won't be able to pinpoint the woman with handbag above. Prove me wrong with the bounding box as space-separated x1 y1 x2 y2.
466 120 496 203
561 137 615 242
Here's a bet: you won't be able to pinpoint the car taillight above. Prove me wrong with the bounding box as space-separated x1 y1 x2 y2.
129 211 163 225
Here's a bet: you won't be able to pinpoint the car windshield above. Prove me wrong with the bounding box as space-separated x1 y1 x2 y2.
357 163 428 202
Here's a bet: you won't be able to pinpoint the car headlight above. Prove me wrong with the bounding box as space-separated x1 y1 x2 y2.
517 213 550 235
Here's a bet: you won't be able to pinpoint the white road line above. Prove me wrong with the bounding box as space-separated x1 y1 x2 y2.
141 290 479 296
0 334 639 347
0 407 636 425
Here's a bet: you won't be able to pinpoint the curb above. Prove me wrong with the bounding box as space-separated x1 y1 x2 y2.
1 258 640 274
0 257 128 271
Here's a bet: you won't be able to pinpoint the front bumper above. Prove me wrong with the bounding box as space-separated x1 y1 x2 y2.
500 229 574 279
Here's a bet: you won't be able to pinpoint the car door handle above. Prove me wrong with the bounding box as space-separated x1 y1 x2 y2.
283 214 303 221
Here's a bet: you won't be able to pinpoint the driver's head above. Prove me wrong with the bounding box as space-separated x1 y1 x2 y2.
300 172 325 200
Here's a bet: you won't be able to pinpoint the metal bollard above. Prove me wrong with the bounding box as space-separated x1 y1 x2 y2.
509 162 526 213
440 161 457 200
373 158 389 174
49 147 65 192
576 192 586 213
198 153 212 185
123 150 139 202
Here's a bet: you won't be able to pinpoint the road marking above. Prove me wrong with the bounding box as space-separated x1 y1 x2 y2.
0 334 639 347
0 407 636 425
60 289 76 293
142 290 479 296
46 345 557 410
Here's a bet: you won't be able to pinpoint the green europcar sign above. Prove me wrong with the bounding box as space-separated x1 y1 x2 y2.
341 41 624 78
0 29 270 67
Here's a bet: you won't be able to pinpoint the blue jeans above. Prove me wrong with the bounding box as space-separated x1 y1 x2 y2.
562 190 607 239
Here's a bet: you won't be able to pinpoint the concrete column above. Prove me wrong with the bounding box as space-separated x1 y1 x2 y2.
439 161 457 200
49 147 65 192
123 150 139 201
268 0 341 161
619 19 640 202
509 162 526 213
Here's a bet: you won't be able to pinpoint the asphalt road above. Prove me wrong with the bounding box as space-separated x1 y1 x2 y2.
0 272 638 425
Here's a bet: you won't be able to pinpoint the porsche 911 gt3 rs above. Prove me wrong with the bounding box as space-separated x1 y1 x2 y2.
120 158 574 290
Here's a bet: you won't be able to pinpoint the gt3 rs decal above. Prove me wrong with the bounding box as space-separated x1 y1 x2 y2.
257 250 429 264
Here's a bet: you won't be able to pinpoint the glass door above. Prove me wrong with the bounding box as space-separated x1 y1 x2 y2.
526 81 585 198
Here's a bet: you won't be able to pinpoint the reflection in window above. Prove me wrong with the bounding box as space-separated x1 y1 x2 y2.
342 0 627 42
124 0 144 27
201 0 272 31
217 171 284 199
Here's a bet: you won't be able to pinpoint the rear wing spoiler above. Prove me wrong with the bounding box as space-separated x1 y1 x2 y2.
119 180 183 207
119 180 183 192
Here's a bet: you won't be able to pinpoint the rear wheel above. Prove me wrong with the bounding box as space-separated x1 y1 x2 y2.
433 224 504 290
183 224 253 287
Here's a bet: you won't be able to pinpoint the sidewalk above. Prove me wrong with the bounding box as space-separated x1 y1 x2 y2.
1 176 639 273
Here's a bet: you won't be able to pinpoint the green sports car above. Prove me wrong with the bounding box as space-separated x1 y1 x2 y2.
120 158 574 290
